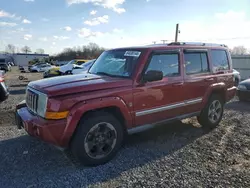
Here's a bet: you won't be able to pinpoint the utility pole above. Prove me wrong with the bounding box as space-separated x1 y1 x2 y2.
175 23 180 42
161 40 168 44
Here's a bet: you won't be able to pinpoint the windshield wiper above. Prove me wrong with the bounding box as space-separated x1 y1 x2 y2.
95 72 128 78
95 72 113 77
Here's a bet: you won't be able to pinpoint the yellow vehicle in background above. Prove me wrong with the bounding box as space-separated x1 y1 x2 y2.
43 59 89 78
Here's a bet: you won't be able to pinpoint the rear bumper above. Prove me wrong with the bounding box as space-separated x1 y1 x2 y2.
16 106 68 147
226 86 237 102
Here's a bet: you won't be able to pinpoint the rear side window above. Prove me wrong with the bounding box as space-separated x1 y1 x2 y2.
211 50 229 71
146 53 180 77
184 52 209 74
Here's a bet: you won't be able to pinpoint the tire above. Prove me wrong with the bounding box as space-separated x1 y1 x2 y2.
70 111 124 166
197 94 224 129
64 71 71 75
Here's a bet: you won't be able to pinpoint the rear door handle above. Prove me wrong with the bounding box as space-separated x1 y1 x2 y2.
172 82 184 86
205 78 214 82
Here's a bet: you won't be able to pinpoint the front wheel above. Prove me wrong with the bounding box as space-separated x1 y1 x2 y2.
197 94 224 129
70 112 124 166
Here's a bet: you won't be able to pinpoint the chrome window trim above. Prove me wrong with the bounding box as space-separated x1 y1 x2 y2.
135 97 202 117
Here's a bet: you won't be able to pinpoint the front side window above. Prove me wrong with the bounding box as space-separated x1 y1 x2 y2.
184 52 209 74
145 53 180 77
89 50 141 78
211 50 229 71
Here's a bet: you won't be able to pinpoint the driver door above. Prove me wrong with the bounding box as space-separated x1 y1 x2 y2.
133 50 186 126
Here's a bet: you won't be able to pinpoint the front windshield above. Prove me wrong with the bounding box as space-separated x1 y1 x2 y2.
67 60 76 65
89 50 141 78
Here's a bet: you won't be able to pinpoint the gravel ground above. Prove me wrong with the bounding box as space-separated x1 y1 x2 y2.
0 68 249 188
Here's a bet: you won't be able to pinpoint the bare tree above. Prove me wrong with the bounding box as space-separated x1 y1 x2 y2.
36 48 45 54
230 46 248 55
21 46 32 54
5 44 16 54
52 43 105 61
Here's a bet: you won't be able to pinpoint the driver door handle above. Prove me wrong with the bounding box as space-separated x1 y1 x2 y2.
205 78 214 82
172 82 184 87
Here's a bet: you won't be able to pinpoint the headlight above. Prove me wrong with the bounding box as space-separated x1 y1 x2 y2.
238 85 247 90
37 92 48 117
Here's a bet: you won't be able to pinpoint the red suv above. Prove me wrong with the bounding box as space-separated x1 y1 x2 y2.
16 42 236 166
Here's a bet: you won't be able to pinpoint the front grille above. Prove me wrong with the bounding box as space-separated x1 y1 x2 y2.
26 89 38 113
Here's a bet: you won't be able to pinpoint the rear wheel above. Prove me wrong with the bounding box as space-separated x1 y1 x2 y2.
70 112 124 166
197 94 224 129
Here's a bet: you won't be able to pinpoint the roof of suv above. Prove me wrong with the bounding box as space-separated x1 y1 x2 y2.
112 42 229 51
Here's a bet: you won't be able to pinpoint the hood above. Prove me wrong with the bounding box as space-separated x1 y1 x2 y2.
28 73 132 96
239 78 250 86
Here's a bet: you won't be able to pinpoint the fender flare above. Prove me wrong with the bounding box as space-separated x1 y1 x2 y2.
202 82 226 107
61 96 133 146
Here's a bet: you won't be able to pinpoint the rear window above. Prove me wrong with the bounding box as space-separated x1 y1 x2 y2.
184 52 209 74
211 50 229 71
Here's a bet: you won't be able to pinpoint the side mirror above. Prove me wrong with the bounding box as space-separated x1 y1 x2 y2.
143 70 163 82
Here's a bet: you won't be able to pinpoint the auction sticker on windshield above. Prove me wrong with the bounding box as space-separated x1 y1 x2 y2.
124 51 141 57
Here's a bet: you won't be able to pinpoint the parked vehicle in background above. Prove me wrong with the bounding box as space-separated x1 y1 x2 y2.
237 78 250 101
44 59 90 78
30 63 54 72
28 62 45 72
0 71 9 102
70 59 95 75
233 69 241 86
59 59 89 74
16 42 236 166
0 62 9 73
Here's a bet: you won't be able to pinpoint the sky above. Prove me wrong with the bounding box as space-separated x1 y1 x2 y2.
0 0 250 55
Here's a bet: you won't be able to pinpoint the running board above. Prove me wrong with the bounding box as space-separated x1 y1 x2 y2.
127 111 200 135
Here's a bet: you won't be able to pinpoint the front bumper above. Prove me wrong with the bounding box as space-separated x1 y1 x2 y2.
16 105 68 147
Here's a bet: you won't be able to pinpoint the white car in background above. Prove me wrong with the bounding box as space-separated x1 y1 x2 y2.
71 59 95 75
30 63 55 72
59 59 87 74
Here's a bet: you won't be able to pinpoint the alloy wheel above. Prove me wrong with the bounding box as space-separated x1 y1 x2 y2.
208 100 222 123
84 122 117 159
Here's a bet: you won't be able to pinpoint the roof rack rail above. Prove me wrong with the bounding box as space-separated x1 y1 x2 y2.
168 42 228 47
